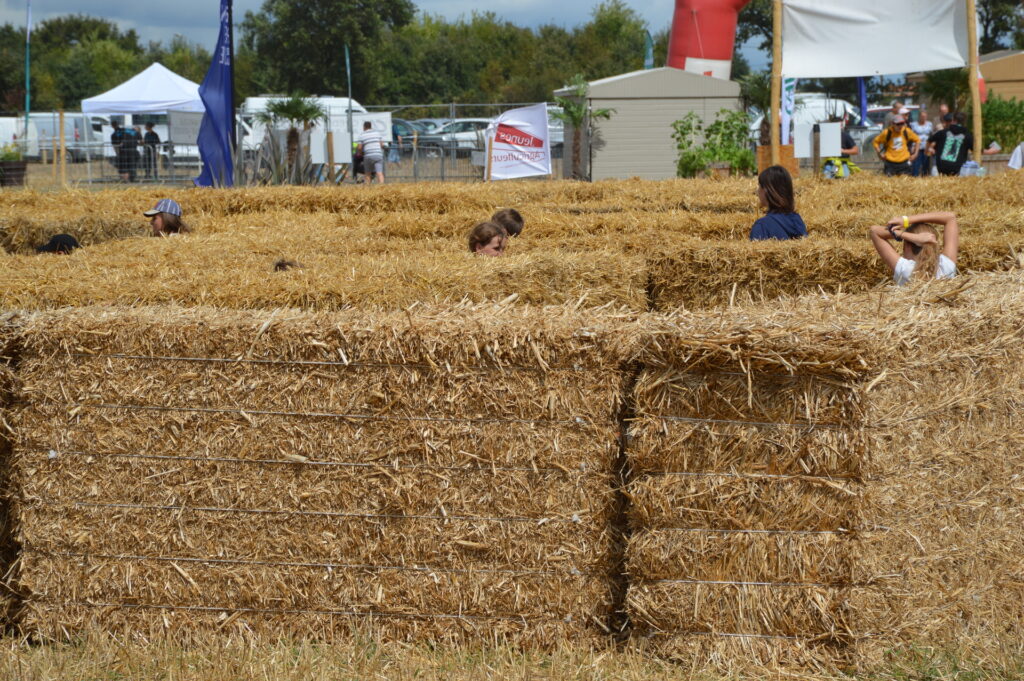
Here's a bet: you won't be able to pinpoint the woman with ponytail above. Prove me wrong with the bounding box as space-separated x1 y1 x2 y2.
868 212 959 285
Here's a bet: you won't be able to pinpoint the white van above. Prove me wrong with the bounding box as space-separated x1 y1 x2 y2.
30 112 106 162
240 95 367 154
0 117 40 159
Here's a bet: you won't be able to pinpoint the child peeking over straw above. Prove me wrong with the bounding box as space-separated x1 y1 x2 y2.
491 208 524 238
468 221 506 257
869 212 959 286
750 165 807 241
144 198 190 237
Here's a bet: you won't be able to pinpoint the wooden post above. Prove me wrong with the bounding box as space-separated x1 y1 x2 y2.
326 131 335 184
770 0 783 165
58 111 66 186
965 0 983 166
485 135 494 182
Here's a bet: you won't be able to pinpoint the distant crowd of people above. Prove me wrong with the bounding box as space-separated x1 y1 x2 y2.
110 120 163 183
872 100 1000 178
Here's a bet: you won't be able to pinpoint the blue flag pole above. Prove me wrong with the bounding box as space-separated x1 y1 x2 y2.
195 0 235 187
857 77 868 125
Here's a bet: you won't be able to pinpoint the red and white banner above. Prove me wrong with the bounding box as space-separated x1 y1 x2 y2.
486 103 551 181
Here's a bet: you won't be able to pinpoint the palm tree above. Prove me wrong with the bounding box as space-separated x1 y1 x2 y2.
552 74 614 180
255 96 327 170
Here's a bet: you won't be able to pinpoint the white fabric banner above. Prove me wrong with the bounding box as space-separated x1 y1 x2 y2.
485 103 551 181
780 78 797 145
781 0 969 78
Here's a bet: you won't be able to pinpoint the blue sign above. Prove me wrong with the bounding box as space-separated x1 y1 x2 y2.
195 0 233 187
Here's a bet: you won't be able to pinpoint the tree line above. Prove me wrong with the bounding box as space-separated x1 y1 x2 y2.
0 0 1020 113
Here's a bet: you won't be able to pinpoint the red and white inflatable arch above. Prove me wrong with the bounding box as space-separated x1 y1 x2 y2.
667 0 752 80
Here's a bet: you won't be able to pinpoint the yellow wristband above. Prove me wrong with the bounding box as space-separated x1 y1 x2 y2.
902 215 910 228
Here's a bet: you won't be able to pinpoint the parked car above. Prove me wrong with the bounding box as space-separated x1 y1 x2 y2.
413 118 452 134
418 118 491 152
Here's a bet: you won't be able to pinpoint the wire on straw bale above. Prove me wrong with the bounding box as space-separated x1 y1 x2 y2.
625 271 1024 672
624 314 870 669
7 304 639 643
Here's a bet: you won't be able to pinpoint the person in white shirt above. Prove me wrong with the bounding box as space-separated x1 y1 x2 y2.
357 121 386 185
868 212 959 286
910 111 934 177
1009 141 1024 170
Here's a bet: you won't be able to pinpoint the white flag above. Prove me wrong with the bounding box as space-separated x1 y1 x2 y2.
485 103 551 181
780 78 796 146
781 0 968 78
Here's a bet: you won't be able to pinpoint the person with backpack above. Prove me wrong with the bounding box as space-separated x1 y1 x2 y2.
926 112 974 176
872 115 920 176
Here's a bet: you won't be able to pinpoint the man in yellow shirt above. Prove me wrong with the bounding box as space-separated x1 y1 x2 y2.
873 115 920 176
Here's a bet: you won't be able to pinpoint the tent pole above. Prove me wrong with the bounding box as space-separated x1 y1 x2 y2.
770 0 782 165
965 0 983 167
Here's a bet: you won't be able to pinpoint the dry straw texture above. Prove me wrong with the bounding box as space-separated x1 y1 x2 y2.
2 173 1023 311
624 272 1024 673
7 304 637 643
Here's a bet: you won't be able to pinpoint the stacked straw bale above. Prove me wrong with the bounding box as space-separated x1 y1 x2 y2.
624 272 1024 672
8 304 636 643
3 175 1024 313
0 313 20 629
624 312 871 670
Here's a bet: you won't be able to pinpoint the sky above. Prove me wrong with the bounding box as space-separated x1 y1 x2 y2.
0 0 769 68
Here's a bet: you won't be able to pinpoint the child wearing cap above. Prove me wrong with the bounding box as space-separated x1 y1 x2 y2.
144 198 190 236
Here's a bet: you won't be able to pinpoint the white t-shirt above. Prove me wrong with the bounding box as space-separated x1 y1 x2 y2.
1009 142 1024 170
359 131 384 158
893 254 957 285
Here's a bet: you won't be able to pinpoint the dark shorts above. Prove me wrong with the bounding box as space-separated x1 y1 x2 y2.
883 160 912 176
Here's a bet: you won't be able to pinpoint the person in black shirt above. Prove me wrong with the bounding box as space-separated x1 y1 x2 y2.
927 112 974 176
143 122 161 180
110 121 131 182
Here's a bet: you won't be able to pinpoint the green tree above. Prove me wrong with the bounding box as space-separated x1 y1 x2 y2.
978 0 1024 53
241 0 415 101
552 73 615 180
255 95 326 170
572 1 648 80
146 36 212 85
920 68 971 111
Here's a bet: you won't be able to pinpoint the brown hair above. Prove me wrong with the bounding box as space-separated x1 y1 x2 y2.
491 208 523 237
468 221 505 253
273 259 302 271
758 165 795 214
905 223 940 281
160 212 190 234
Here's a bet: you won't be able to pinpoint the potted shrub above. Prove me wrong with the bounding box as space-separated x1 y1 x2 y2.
0 142 27 187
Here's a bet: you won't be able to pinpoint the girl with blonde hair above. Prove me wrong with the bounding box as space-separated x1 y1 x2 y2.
868 212 959 285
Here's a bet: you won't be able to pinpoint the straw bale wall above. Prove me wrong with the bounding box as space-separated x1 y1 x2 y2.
623 274 1024 671
623 313 872 669
6 305 635 642
3 174 1023 313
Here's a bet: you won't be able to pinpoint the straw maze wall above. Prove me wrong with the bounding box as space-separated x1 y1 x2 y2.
1 302 1022 668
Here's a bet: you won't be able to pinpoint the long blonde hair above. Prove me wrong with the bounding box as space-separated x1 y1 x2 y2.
906 223 939 280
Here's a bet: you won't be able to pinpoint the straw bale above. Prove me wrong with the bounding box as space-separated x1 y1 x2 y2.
4 174 1024 313
624 271 1024 671
7 304 636 642
627 531 852 584
649 237 1022 311
628 582 853 639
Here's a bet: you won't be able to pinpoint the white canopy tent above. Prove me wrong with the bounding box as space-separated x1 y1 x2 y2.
81 62 205 114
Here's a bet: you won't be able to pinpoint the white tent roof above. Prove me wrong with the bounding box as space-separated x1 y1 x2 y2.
81 62 205 114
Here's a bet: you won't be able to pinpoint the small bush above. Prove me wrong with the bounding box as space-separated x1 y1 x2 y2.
671 109 755 179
